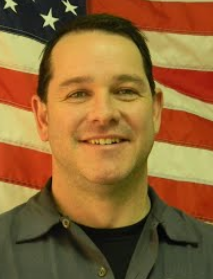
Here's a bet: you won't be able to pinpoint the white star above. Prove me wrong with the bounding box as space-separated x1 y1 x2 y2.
62 0 78 15
4 0 18 13
40 8 59 31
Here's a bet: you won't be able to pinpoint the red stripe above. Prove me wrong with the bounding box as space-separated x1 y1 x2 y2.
154 67 213 104
0 67 37 110
149 176 213 222
157 109 213 151
88 0 213 34
0 143 51 189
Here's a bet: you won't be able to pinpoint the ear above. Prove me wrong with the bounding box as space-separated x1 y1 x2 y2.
31 95 49 141
152 88 163 134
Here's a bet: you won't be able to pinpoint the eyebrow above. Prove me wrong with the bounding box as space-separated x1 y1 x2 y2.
59 74 146 88
112 74 146 87
59 76 94 87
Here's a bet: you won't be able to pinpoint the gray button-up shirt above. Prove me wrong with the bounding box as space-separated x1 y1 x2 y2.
1 179 213 278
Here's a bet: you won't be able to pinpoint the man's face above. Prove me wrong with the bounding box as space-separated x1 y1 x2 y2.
32 31 162 186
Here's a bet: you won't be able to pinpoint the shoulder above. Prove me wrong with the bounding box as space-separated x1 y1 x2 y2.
178 208 213 242
151 204 213 277
0 203 26 243
0 203 26 224
149 187 213 246
162 204 213 253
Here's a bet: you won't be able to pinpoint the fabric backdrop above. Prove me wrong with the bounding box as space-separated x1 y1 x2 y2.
0 0 213 221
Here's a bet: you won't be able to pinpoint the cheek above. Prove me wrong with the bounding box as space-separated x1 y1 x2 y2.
47 108 76 139
131 106 154 135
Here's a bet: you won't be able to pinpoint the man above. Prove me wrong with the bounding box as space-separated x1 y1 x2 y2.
0 14 213 279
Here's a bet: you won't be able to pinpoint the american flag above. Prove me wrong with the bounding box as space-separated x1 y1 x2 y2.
0 0 213 222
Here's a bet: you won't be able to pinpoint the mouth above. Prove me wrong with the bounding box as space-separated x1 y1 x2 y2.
80 139 129 147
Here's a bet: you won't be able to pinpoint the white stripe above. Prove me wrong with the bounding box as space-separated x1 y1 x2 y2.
1 30 213 74
144 31 213 71
0 181 38 214
0 30 44 74
156 81 213 121
149 142 213 186
0 103 51 153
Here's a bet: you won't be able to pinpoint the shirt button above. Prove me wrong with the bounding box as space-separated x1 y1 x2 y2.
61 217 70 229
98 266 107 277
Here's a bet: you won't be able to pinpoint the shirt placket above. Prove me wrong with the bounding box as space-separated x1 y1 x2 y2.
62 218 116 279
124 217 159 279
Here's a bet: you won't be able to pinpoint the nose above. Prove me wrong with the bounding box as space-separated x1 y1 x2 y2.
86 92 120 126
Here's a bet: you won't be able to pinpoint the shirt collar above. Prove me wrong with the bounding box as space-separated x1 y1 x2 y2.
148 187 200 245
15 178 61 243
15 179 200 245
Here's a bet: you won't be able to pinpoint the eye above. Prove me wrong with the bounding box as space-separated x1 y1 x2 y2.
116 88 138 97
66 90 89 100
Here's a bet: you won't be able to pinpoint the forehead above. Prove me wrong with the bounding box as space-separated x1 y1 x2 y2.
50 31 146 83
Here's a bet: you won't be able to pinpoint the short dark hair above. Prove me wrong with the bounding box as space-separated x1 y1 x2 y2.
37 13 156 102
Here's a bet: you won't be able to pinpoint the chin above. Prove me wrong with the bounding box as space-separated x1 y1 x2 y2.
83 168 131 185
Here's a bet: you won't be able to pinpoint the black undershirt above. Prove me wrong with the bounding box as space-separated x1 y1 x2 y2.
79 217 146 279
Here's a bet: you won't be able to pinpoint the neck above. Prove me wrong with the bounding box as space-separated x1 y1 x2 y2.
52 168 150 229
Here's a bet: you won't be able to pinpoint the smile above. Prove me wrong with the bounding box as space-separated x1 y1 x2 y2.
87 138 126 145
81 140 128 148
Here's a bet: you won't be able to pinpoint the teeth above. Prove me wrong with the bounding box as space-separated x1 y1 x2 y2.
88 138 122 145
